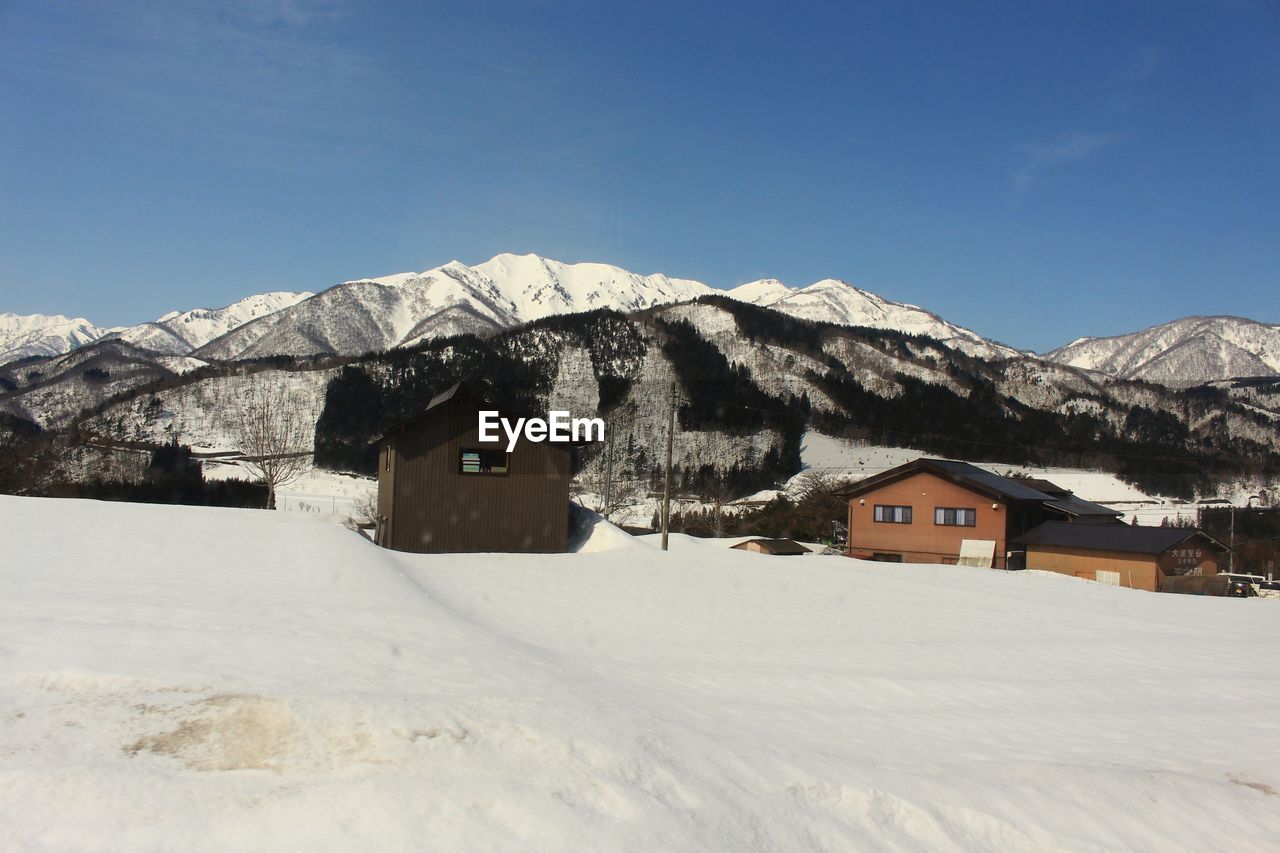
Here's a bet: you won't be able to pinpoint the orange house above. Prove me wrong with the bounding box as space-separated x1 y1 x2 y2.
838 459 1120 568
1012 521 1226 592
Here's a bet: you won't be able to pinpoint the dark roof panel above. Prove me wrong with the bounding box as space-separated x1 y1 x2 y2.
1016 477 1071 497
424 382 465 412
1044 495 1125 518
921 460 1055 501
373 381 472 441
837 458 1053 502
1012 521 1227 555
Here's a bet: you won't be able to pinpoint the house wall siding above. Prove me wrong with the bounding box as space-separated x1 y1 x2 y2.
1024 545 1160 591
376 442 394 546
846 471 1011 567
1155 541 1220 579
1025 539 1219 592
382 397 571 553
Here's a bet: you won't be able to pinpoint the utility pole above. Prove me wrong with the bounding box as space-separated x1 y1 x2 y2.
1230 505 1236 574
661 381 676 551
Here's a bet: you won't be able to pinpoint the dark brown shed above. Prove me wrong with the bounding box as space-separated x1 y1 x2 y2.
373 383 574 554
731 538 812 556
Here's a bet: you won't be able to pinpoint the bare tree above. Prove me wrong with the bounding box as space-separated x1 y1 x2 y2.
699 475 739 538
571 469 642 519
227 383 311 509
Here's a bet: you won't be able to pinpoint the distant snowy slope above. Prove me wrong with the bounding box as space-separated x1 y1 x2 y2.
1 293 312 365
0 312 109 363
473 252 713 320
194 263 524 359
198 254 714 359
1046 316 1280 384
5 255 1039 364
723 278 793 305
727 278 1020 360
198 254 1022 361
4 495 1280 850
110 291 312 355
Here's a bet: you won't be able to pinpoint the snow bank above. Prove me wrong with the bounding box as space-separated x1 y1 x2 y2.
570 507 653 554
3 495 1280 851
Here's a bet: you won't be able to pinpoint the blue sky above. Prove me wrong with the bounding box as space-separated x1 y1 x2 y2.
1 0 1277 351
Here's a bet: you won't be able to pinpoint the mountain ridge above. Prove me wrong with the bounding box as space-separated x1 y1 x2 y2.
6 254 1277 386
1045 315 1280 385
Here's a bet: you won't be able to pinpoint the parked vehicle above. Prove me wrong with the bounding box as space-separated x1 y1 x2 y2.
1218 573 1279 599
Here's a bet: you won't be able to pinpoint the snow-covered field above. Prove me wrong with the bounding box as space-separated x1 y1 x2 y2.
5 495 1280 851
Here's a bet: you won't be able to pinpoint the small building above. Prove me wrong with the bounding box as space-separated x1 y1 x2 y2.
838 458 1122 568
731 537 811 556
1012 521 1227 592
372 383 574 553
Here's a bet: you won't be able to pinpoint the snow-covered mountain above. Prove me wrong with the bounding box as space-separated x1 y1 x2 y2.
0 313 108 364
725 277 1020 360
195 254 717 359
1 254 1026 365
1046 316 1280 385
195 253 1018 361
107 291 312 355
0 292 311 366
472 253 713 321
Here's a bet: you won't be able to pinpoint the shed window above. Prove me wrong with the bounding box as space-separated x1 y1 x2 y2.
873 505 912 524
935 507 976 527
459 448 509 475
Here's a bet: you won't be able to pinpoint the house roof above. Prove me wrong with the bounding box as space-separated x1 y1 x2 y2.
372 381 591 449
372 382 474 442
1012 521 1227 555
1016 477 1071 497
424 382 465 412
731 537 811 555
1043 495 1125 519
837 458 1057 503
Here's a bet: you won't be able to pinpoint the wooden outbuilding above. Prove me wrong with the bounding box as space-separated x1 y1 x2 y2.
372 383 574 554
731 538 812 556
1011 521 1227 592
837 458 1122 568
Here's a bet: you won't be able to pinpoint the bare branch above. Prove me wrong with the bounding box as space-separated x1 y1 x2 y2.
226 383 312 509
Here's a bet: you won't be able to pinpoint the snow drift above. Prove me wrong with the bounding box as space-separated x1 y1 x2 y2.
2 495 1279 851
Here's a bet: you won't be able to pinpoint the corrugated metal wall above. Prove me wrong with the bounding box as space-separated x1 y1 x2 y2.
382 397 571 553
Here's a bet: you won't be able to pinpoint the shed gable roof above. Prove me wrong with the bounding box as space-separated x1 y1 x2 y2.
372 381 581 454
731 537 811 555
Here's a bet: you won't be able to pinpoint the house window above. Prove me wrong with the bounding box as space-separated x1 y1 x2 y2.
459 448 509 475
873 505 913 524
384 446 391 472
935 507 976 526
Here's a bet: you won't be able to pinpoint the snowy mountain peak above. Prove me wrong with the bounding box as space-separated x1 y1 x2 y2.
722 274 1011 359
4 256 1025 365
725 279 794 305
0 312 109 364
107 291 314 356
1045 315 1280 384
